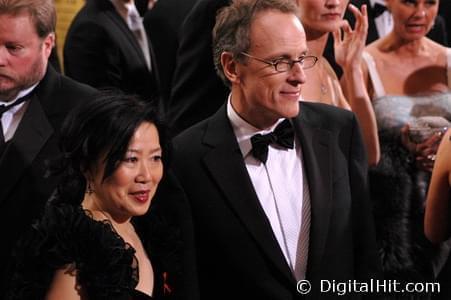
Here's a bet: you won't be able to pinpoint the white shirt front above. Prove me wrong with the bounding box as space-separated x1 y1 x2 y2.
226 96 309 280
370 0 393 38
0 84 38 142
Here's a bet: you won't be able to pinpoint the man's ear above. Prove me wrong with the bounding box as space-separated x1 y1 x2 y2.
221 52 241 84
43 32 55 59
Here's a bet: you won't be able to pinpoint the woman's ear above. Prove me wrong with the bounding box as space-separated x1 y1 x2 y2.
83 169 95 194
221 52 241 84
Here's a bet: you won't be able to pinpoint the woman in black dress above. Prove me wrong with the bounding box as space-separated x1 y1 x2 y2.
7 93 174 299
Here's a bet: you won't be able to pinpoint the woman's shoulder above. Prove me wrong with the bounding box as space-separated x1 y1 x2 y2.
8 203 138 299
364 37 384 55
425 37 450 52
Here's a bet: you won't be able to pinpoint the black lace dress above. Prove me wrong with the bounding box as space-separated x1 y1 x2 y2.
6 203 160 300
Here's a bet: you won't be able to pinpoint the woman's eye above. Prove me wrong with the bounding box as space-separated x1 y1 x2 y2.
123 157 138 163
151 155 162 162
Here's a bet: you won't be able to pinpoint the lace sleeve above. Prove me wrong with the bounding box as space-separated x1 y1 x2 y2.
7 203 139 300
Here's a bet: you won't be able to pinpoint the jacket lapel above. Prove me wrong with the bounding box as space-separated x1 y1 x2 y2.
292 103 332 279
102 3 149 68
0 94 53 203
201 105 296 284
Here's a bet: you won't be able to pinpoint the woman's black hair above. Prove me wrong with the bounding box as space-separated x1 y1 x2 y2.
52 91 169 206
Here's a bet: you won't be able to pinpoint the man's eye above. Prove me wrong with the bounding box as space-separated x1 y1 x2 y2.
273 59 290 65
402 0 417 5
6 45 22 53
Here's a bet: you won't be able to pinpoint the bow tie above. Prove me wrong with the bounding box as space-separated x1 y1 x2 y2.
0 93 32 151
372 3 387 18
250 119 294 163
0 94 31 116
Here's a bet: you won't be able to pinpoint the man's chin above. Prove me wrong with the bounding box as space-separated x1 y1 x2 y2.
0 88 20 102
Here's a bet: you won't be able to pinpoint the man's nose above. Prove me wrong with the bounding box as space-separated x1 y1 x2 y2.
288 62 307 85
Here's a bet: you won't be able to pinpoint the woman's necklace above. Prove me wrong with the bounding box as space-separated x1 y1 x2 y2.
318 58 328 96
98 210 137 237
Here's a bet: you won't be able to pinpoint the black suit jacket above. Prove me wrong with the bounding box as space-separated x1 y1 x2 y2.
64 0 160 103
163 102 381 299
168 0 230 134
144 0 198 109
0 66 97 295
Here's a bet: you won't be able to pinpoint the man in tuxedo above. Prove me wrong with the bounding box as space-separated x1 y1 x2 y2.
64 0 160 104
0 0 97 294
161 0 380 298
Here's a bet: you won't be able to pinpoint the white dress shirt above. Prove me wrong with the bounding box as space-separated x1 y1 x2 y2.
370 0 393 38
0 84 38 142
227 96 310 280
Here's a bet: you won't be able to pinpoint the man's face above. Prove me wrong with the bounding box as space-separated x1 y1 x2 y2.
0 12 53 101
231 10 308 129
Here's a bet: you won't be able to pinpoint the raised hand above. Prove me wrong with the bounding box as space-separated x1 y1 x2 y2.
333 4 368 71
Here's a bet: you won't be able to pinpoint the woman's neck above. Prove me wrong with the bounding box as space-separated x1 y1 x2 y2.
82 194 132 231
382 32 429 57
306 30 329 57
97 209 134 234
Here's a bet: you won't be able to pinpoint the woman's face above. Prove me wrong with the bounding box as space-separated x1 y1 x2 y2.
297 0 349 36
89 122 163 220
387 0 439 40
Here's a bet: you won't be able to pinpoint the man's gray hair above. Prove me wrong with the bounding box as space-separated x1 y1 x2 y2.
212 0 300 86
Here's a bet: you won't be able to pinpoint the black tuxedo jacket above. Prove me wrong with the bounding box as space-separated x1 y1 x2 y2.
0 66 97 295
165 102 381 299
64 0 160 103
168 0 230 134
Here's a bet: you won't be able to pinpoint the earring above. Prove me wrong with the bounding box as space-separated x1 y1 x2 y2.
86 182 94 194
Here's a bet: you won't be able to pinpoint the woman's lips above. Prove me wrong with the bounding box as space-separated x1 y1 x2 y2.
406 24 427 33
322 13 341 20
130 190 150 203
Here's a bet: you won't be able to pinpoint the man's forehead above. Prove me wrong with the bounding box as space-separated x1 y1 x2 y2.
249 10 306 52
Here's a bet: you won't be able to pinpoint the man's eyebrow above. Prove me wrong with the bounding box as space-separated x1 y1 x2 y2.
271 51 309 60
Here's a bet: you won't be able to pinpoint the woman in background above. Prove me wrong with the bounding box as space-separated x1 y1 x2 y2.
7 93 173 299
297 0 380 165
425 129 451 244
425 129 451 300
352 0 451 292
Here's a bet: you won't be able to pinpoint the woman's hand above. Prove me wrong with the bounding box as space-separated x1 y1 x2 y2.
333 4 368 72
401 125 443 172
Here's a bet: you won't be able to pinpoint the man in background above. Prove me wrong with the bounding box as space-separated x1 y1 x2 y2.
0 0 97 294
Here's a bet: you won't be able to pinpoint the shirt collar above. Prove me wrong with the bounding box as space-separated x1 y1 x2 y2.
0 83 38 113
369 0 386 8
110 0 140 27
369 0 387 7
226 94 284 158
